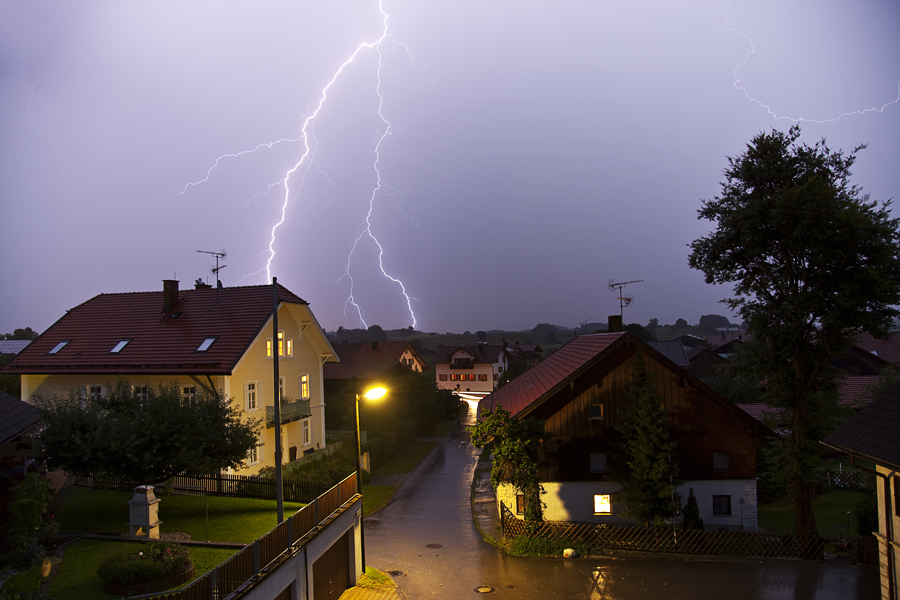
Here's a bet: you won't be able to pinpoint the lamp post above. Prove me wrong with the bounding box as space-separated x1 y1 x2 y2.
353 377 386 573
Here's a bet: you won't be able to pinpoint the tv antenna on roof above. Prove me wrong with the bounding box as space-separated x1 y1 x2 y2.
608 279 643 318
197 250 227 303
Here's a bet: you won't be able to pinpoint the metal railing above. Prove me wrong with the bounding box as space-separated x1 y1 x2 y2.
265 399 311 427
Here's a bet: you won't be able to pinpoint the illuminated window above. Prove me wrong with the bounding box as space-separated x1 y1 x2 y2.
266 332 293 358
589 453 607 473
479 374 488 381
589 404 604 420
450 374 458 381
48 341 69 355
302 419 311 446
469 374 476 381
713 495 731 515
713 452 729 471
246 382 258 411
110 339 130 353
196 336 216 352
300 374 310 399
594 494 611 514
516 494 525 514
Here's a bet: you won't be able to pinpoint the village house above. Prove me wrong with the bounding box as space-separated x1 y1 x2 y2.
433 343 509 400
323 340 428 395
2 280 338 475
481 331 773 531
822 381 900 600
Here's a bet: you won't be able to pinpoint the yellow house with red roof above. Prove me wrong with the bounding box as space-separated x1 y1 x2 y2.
3 280 338 475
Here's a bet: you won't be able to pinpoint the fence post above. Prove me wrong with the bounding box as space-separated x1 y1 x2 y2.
211 568 218 600
287 517 293 545
253 540 260 573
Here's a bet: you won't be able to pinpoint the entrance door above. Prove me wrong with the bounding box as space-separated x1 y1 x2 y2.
312 530 350 600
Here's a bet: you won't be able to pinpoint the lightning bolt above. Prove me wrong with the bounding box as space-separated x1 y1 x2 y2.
181 0 420 328
725 1 900 123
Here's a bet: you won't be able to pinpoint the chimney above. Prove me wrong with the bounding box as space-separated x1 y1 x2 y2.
608 315 622 333
163 280 179 312
372 341 378 350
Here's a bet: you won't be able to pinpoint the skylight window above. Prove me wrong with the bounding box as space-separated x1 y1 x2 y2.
110 340 131 354
48 341 69 355
197 337 217 352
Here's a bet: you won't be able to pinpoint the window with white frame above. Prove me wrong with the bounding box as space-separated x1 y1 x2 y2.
299 374 310 400
181 386 197 404
132 384 150 403
249 433 262 464
48 341 70 355
86 384 103 401
245 382 259 411
593 494 612 514
266 331 293 358
302 419 311 446
278 377 285 401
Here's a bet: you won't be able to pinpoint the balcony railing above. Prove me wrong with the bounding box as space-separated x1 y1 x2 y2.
449 362 475 370
266 399 311 428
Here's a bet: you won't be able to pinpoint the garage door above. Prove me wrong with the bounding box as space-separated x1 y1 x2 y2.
312 530 350 600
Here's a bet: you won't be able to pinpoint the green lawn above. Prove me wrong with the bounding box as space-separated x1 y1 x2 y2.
47 539 236 600
361 484 395 516
758 490 873 538
372 440 436 476
56 487 305 543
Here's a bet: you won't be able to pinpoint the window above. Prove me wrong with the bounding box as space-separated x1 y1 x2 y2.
181 386 197 404
266 332 293 358
249 433 262 464
279 377 285 401
300 374 310 400
197 336 217 352
439 374 448 381
48 341 69 355
450 374 458 381
498 366 504 373
713 452 729 471
86 384 103 401
589 453 607 474
110 339 130 353
132 385 149 402
468 374 476 381
493 373 498 381
302 419 311 446
594 494 611 514
713 495 732 516
245 382 258 411
479 374 488 381
589 404 604 420
516 494 525 514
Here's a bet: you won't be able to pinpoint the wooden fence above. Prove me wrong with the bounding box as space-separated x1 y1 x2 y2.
73 471 330 504
501 503 826 560
135 473 359 600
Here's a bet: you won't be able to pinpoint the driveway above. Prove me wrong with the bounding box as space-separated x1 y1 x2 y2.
364 403 879 599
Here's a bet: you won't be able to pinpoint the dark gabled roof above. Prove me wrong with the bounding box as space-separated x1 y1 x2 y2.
838 375 881 408
483 332 772 437
646 340 689 367
853 332 900 368
323 341 428 380
0 392 42 446
484 333 625 416
822 380 900 471
433 344 506 365
2 284 313 376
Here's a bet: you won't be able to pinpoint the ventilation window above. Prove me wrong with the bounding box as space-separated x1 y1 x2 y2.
110 340 131 354
48 341 70 355
589 404 605 420
196 337 217 352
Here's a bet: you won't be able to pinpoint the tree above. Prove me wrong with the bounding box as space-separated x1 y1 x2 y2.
3 327 39 340
623 323 655 341
688 125 900 535
366 324 388 342
698 314 731 331
675 318 688 328
615 352 679 527
476 330 487 342
681 488 703 531
469 406 546 522
34 379 260 482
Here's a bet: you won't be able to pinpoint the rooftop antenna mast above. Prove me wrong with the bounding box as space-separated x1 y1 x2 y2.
197 250 227 303
576 317 593 337
608 279 643 318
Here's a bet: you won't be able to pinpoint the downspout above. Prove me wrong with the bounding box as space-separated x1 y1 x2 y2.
851 456 896 600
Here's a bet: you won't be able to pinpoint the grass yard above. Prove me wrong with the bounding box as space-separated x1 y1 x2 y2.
47 539 236 600
56 487 305 543
361 484 395 516
758 489 874 538
372 440 436 476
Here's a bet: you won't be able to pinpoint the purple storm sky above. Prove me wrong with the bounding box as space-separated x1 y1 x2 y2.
2 0 899 335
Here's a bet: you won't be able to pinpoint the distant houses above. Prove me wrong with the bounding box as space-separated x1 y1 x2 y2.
434 343 510 401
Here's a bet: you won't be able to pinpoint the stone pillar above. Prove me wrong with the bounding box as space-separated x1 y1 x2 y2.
128 485 162 539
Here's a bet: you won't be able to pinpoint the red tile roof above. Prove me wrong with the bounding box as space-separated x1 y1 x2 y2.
736 403 789 424
838 375 881 408
3 284 311 376
323 341 427 380
823 380 900 471
483 333 625 417
853 333 900 367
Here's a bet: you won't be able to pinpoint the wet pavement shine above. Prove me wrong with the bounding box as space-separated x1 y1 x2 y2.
364 403 879 599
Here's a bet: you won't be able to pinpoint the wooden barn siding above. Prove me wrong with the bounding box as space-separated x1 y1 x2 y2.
534 343 760 482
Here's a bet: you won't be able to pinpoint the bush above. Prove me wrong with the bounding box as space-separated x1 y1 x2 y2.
0 563 43 599
855 493 879 536
97 542 190 586
508 536 593 557
5 474 58 569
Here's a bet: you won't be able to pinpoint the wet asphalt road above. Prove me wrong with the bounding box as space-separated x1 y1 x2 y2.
364 404 879 599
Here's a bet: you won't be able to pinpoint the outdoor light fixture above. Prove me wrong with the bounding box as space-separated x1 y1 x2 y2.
353 378 388 573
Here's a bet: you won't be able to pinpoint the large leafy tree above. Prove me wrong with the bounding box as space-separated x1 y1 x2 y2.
688 125 900 535
34 379 260 482
469 406 546 522
615 352 679 527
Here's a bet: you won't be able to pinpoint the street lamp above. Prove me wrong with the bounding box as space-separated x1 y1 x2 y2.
353 378 387 573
